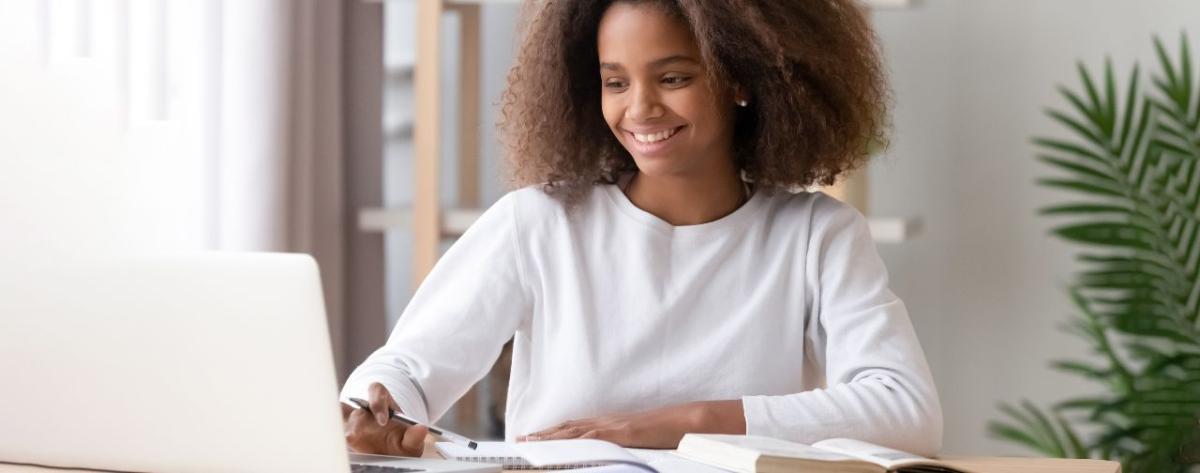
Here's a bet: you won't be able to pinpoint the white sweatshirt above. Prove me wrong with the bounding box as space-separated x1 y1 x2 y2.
341 183 943 456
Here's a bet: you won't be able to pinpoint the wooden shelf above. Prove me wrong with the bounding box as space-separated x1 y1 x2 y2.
868 216 922 243
383 114 414 140
359 206 484 238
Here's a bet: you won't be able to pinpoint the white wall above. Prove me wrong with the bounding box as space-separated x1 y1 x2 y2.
870 0 1200 454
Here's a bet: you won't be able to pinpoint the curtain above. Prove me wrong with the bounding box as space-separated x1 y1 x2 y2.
0 0 385 380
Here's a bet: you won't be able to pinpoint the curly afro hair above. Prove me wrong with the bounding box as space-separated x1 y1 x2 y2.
498 0 890 202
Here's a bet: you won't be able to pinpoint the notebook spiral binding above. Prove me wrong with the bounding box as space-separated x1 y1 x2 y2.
455 457 606 470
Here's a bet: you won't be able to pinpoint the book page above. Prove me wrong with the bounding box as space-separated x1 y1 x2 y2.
437 441 520 459
512 439 654 471
626 448 677 463
568 466 655 473
812 438 950 470
696 434 860 461
627 449 733 473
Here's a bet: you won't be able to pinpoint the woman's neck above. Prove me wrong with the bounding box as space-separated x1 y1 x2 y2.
623 166 749 226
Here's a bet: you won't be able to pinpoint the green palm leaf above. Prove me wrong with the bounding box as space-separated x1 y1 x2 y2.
1053 222 1156 250
1039 203 1131 216
1038 155 1119 182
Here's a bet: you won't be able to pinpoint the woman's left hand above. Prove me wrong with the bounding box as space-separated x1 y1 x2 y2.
516 400 745 449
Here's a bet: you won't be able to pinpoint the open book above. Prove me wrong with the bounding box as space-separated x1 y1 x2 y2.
675 434 977 473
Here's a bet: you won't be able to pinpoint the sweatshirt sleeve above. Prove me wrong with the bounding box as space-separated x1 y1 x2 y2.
340 192 534 423
740 194 944 457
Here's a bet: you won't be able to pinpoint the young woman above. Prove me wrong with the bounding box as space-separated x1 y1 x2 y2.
341 0 942 458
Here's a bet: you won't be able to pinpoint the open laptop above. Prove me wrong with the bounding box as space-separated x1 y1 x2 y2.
0 253 497 473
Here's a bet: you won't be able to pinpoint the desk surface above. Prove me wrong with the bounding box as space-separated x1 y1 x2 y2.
932 456 1121 473
0 450 1123 473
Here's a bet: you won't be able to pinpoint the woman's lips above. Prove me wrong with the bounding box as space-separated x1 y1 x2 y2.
624 125 684 157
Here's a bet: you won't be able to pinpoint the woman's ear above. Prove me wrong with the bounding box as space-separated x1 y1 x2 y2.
732 84 750 107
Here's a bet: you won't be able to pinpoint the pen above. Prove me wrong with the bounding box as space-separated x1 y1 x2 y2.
345 397 479 450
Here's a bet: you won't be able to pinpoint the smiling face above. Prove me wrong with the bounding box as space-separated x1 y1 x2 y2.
597 1 738 179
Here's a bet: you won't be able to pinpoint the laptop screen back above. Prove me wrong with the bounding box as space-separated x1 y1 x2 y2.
0 253 351 473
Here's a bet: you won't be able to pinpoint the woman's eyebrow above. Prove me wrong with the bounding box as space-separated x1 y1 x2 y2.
600 54 700 71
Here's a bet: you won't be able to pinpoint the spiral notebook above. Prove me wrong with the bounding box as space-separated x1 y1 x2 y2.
435 439 656 471
435 442 541 470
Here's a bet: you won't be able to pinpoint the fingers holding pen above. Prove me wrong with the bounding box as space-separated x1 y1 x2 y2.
343 383 427 457
368 382 397 426
344 383 476 456
401 424 429 455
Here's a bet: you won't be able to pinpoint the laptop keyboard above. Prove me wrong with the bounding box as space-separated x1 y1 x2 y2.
350 464 423 473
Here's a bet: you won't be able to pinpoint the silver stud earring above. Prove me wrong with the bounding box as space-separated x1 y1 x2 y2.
736 99 749 107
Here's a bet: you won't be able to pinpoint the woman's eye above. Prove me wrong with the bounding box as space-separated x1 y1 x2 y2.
662 76 691 86
604 80 627 90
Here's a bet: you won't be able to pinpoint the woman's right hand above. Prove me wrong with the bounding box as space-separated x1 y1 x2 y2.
343 382 429 457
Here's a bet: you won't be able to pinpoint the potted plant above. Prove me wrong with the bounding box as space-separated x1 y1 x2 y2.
988 34 1200 472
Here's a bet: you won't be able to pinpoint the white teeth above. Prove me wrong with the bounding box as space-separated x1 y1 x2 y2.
632 127 678 144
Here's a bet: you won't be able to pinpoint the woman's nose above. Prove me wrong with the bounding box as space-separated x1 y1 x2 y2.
626 85 665 121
